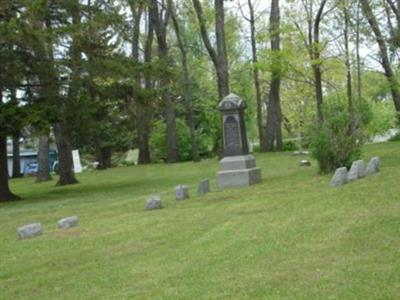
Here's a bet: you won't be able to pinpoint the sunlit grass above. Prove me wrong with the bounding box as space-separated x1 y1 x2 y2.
1 142 399 299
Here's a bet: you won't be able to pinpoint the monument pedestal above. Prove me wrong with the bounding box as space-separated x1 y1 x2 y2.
217 155 261 188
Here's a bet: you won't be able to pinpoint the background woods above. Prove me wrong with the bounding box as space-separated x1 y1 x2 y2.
1 0 400 201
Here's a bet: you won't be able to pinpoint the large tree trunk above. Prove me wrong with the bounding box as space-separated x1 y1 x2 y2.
265 80 282 151
265 0 283 151
0 88 20 201
343 0 354 131
192 0 229 158
170 2 200 162
313 1 327 124
137 9 154 165
164 97 178 163
130 3 151 165
0 134 20 202
214 0 230 99
36 134 52 182
192 0 230 100
136 101 152 164
360 0 400 114
95 146 112 170
313 63 324 123
356 0 362 102
247 0 266 151
53 123 77 186
53 0 79 185
12 130 22 178
150 0 179 163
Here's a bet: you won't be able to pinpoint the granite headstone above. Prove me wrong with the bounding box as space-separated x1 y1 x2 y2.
58 216 79 229
17 223 42 239
217 94 261 188
330 167 348 187
145 195 162 210
175 185 189 200
197 179 210 195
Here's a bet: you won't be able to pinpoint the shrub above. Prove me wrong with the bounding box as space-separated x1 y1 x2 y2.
310 96 363 173
282 140 298 151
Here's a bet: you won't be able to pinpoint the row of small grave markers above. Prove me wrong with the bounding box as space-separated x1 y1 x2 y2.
17 179 210 239
330 157 380 187
145 179 210 211
17 216 79 239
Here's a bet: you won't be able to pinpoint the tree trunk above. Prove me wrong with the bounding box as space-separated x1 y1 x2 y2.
356 0 362 102
265 79 282 151
170 2 200 162
343 0 354 131
214 0 230 99
312 0 328 124
36 134 52 182
248 0 266 152
0 88 20 201
53 123 78 186
192 0 229 158
136 101 152 164
192 0 230 100
0 134 20 202
130 3 151 165
137 8 154 165
150 0 179 163
265 0 283 151
12 130 22 178
360 0 400 113
95 146 112 170
164 97 178 163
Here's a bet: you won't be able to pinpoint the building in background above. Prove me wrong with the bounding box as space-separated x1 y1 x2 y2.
7 149 58 177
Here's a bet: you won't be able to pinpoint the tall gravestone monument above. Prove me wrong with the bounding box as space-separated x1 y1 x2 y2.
217 93 262 188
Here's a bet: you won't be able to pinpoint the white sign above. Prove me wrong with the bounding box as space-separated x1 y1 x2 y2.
72 150 83 173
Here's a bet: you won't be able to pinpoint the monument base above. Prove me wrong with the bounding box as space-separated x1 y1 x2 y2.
217 155 262 188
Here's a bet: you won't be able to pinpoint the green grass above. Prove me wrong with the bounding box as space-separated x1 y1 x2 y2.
1 142 400 299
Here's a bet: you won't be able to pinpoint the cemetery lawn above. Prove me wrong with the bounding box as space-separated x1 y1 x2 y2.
1 142 400 300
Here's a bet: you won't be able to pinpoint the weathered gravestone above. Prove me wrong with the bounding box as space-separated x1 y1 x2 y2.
293 151 309 156
299 160 311 167
347 160 366 181
217 94 261 188
17 223 42 239
197 179 210 195
145 195 162 210
58 216 79 229
365 157 380 176
175 185 189 200
330 167 348 187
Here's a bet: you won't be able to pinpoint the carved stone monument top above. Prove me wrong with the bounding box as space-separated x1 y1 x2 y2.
219 93 249 157
218 93 247 111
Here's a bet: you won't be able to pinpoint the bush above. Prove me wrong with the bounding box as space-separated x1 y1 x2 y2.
310 96 363 173
282 140 298 151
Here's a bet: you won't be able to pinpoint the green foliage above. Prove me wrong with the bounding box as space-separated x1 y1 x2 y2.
310 95 363 173
150 119 210 162
365 101 397 137
282 140 298 151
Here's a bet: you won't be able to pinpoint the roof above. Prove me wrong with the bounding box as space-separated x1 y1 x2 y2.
7 149 57 158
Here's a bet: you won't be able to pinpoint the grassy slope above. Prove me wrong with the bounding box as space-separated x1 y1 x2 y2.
1 142 399 300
